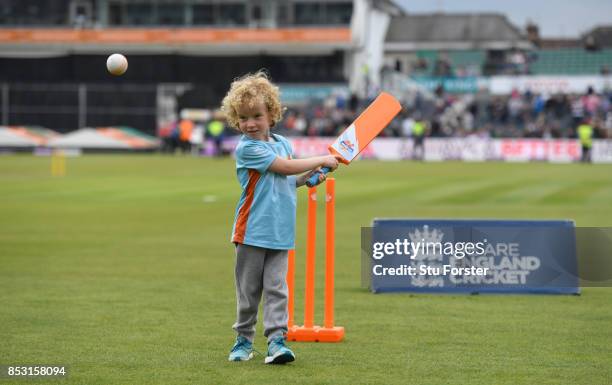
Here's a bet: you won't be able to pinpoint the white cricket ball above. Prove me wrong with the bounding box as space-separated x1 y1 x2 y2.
106 53 128 76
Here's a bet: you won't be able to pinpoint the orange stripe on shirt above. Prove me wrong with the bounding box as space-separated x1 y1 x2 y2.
232 169 261 244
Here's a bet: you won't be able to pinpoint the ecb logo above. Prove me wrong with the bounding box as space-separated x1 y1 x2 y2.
339 139 355 153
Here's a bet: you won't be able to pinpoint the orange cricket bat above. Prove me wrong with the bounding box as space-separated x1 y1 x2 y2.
306 92 402 187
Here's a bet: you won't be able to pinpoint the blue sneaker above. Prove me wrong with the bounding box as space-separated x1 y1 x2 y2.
228 336 253 362
264 336 295 364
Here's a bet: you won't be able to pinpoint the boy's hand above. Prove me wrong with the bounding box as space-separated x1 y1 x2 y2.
299 168 327 187
303 156 340 187
321 155 339 171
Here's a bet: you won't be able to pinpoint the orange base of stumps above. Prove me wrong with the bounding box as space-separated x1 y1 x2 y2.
287 325 345 342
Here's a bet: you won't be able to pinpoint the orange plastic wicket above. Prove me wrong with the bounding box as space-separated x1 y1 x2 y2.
287 178 344 342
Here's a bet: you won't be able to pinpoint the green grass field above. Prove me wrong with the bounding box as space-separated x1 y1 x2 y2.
1 155 611 385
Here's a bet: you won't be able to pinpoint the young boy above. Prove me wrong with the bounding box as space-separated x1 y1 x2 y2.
221 72 339 364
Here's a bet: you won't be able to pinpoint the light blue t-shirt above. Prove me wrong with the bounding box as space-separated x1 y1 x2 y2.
231 134 297 250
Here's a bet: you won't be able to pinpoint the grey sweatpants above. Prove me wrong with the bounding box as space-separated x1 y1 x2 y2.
232 243 288 343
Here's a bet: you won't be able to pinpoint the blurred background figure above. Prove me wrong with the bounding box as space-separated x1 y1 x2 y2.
158 120 177 154
578 118 594 163
412 114 427 161
190 121 205 156
206 111 226 157
179 118 194 154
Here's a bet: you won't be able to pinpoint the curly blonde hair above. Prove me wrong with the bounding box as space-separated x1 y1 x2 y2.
221 71 283 129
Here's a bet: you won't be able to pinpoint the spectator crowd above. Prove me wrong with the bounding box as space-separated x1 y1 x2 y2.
159 85 612 154
273 86 612 141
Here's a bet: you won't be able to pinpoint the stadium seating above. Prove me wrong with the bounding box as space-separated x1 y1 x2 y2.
529 49 612 75
414 48 612 76
448 50 486 69
414 50 486 76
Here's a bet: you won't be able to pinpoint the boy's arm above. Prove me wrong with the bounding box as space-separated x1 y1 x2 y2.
268 155 338 176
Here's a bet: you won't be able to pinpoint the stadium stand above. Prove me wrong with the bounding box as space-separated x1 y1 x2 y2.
0 2 610 144
413 50 486 76
529 49 612 75
0 0 402 134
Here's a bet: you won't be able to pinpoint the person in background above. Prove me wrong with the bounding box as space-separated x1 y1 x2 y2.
577 118 594 163
170 121 181 153
190 122 205 156
207 112 226 156
179 118 194 154
158 121 176 153
412 114 427 161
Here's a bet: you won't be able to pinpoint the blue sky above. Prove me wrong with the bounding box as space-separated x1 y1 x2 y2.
395 0 612 38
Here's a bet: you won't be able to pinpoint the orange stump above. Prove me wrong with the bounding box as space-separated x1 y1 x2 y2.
324 178 335 329
287 178 344 342
304 187 317 328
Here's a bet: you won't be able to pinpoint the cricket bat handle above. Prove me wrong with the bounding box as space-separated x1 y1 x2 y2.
306 167 331 187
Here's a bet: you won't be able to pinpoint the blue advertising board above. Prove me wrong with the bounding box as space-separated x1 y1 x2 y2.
411 76 484 94
368 219 579 295
279 84 349 105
